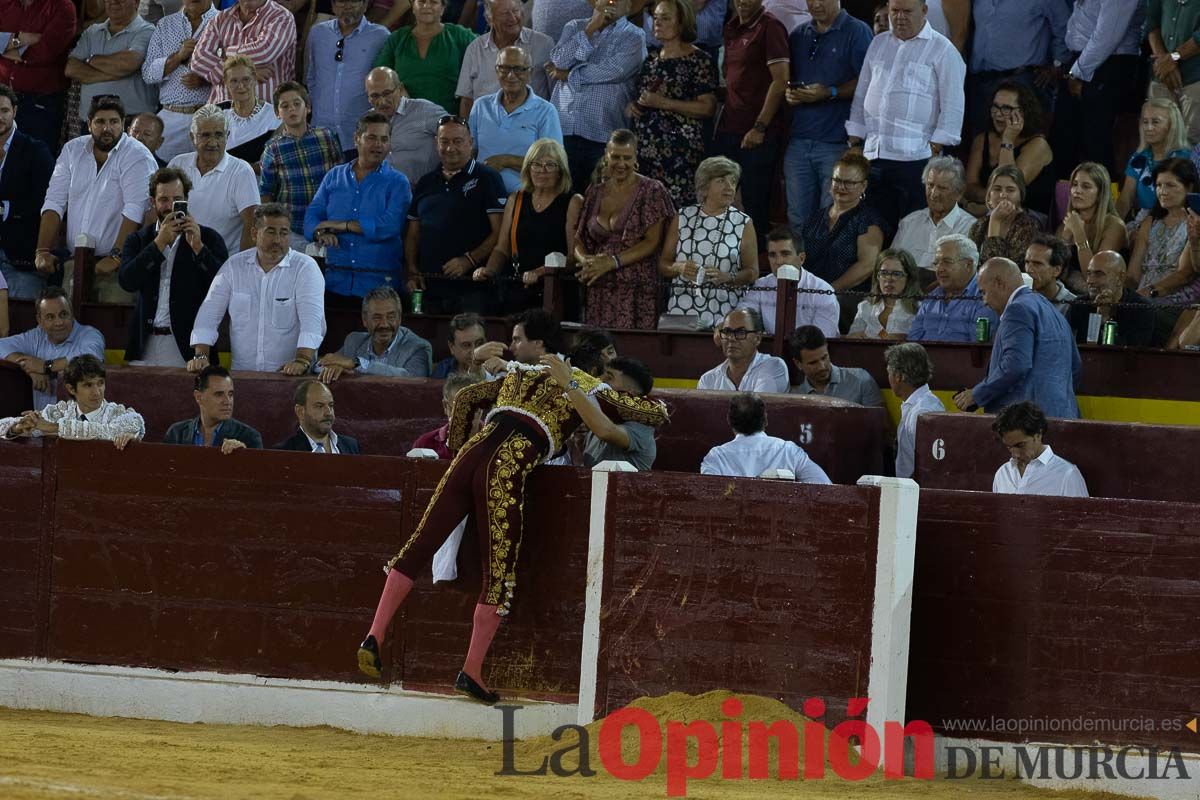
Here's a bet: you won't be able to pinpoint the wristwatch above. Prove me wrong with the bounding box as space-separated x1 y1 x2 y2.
566 379 580 392
751 121 767 134
1172 51 1182 62
829 86 838 100
1149 286 1160 298
44 359 54 375
999 142 1015 151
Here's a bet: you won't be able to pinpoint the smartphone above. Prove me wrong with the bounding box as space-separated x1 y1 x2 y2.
172 200 188 219
1187 193 1200 215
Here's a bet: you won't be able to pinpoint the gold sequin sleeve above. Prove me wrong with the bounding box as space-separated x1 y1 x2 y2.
448 378 502 451
594 387 670 428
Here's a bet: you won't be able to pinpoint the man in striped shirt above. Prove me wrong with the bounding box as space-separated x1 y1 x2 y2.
259 81 343 251
190 0 297 105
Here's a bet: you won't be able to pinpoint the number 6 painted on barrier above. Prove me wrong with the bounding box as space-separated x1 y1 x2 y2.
931 438 945 460
798 424 813 445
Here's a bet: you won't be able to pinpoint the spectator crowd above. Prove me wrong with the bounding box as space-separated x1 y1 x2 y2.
1 0 1196 499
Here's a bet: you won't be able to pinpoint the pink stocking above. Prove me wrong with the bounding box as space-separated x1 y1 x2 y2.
367 570 414 644
462 603 502 690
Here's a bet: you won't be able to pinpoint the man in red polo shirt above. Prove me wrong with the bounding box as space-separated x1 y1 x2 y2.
714 0 789 252
0 0 77 151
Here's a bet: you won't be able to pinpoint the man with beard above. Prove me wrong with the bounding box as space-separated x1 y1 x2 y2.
788 324 882 406
316 285 432 381
304 111 410 305
118 167 229 367
35 95 157 304
364 66 443 188
275 379 361 453
188 202 325 374
1067 250 1156 347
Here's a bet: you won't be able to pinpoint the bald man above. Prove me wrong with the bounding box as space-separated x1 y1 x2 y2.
365 66 444 187
1067 251 1156 348
954 258 1081 419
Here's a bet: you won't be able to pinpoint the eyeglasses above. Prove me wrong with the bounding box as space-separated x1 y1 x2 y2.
529 160 560 171
367 87 397 102
991 103 1020 114
877 269 907 280
335 37 345 62
496 64 531 75
930 257 964 267
831 177 865 188
718 327 757 340
438 114 468 128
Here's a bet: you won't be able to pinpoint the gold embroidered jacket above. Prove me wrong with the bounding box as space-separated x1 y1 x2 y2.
447 364 669 454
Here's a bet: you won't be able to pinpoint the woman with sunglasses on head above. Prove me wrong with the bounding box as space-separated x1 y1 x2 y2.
846 248 922 340
963 80 1053 218
474 138 583 311
626 0 717 210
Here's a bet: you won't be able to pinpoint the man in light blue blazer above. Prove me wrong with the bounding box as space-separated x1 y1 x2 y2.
954 258 1081 419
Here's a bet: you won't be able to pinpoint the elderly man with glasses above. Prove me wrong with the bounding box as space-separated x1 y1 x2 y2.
364 66 445 188
467 45 563 193
456 0 554 118
305 0 389 154
696 307 790 393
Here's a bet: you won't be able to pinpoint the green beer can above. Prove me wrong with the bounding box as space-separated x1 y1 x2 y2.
974 316 990 342
411 289 424 314
1101 319 1118 345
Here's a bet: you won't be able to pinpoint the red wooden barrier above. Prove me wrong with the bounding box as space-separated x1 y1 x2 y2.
907 489 1200 752
912 412 1200 502
0 361 34 418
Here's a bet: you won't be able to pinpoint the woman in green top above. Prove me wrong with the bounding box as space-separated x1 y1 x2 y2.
374 0 476 114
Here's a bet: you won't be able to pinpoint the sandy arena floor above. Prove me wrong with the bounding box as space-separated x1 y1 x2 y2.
0 695 1146 800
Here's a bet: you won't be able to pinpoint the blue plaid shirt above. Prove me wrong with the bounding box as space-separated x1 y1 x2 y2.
259 126 344 234
550 17 646 144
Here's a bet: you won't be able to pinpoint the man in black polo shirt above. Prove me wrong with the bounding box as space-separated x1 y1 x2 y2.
404 115 506 315
1068 251 1156 347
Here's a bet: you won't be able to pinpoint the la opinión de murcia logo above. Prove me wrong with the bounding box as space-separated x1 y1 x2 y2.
495 698 1195 797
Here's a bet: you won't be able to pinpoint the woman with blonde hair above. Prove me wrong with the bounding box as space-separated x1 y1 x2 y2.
474 138 583 311
220 54 281 167
847 248 922 340
1057 161 1127 293
658 156 758 329
1116 98 1190 220
968 165 1041 264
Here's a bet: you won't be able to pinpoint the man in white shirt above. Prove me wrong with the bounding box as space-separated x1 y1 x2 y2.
167 104 260 256
0 354 144 449
188 202 326 374
700 392 831 483
697 308 791 393
742 226 840 337
886 340 944 479
789 324 883 405
890 155 976 273
991 401 1088 497
846 0 966 230
35 96 157 304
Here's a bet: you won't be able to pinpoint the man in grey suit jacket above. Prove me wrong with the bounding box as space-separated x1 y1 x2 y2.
162 365 263 452
954 258 1081 419
315 286 432 383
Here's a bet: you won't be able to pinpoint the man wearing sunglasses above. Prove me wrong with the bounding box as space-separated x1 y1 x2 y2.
696 307 790 393
305 0 389 154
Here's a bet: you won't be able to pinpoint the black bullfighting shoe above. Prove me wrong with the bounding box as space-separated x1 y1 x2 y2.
357 635 382 679
455 671 500 705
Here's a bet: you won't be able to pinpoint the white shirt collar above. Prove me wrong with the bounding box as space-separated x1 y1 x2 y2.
304 428 339 452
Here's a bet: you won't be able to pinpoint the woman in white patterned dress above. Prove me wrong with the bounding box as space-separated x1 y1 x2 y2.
658 156 759 329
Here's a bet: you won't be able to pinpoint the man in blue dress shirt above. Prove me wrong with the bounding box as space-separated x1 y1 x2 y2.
0 286 105 410
908 233 997 343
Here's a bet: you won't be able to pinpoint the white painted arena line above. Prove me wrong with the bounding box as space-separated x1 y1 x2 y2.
0 775 190 800
0 659 576 741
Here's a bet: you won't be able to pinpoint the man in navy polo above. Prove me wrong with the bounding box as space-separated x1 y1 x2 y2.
782 0 872 229
404 115 507 315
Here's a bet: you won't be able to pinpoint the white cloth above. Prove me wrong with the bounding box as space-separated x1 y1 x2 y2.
700 431 831 483
992 445 1089 498
432 517 470 583
891 204 977 269
153 224 180 329
697 350 791 393
225 101 281 154
846 21 966 160
41 134 157 255
847 298 917 338
166 151 260 256
156 107 197 162
128 333 187 367
895 382 945 479
742 270 840 337
190 248 326 372
0 399 145 441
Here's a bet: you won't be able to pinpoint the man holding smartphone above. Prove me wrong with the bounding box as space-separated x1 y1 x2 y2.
118 166 229 367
